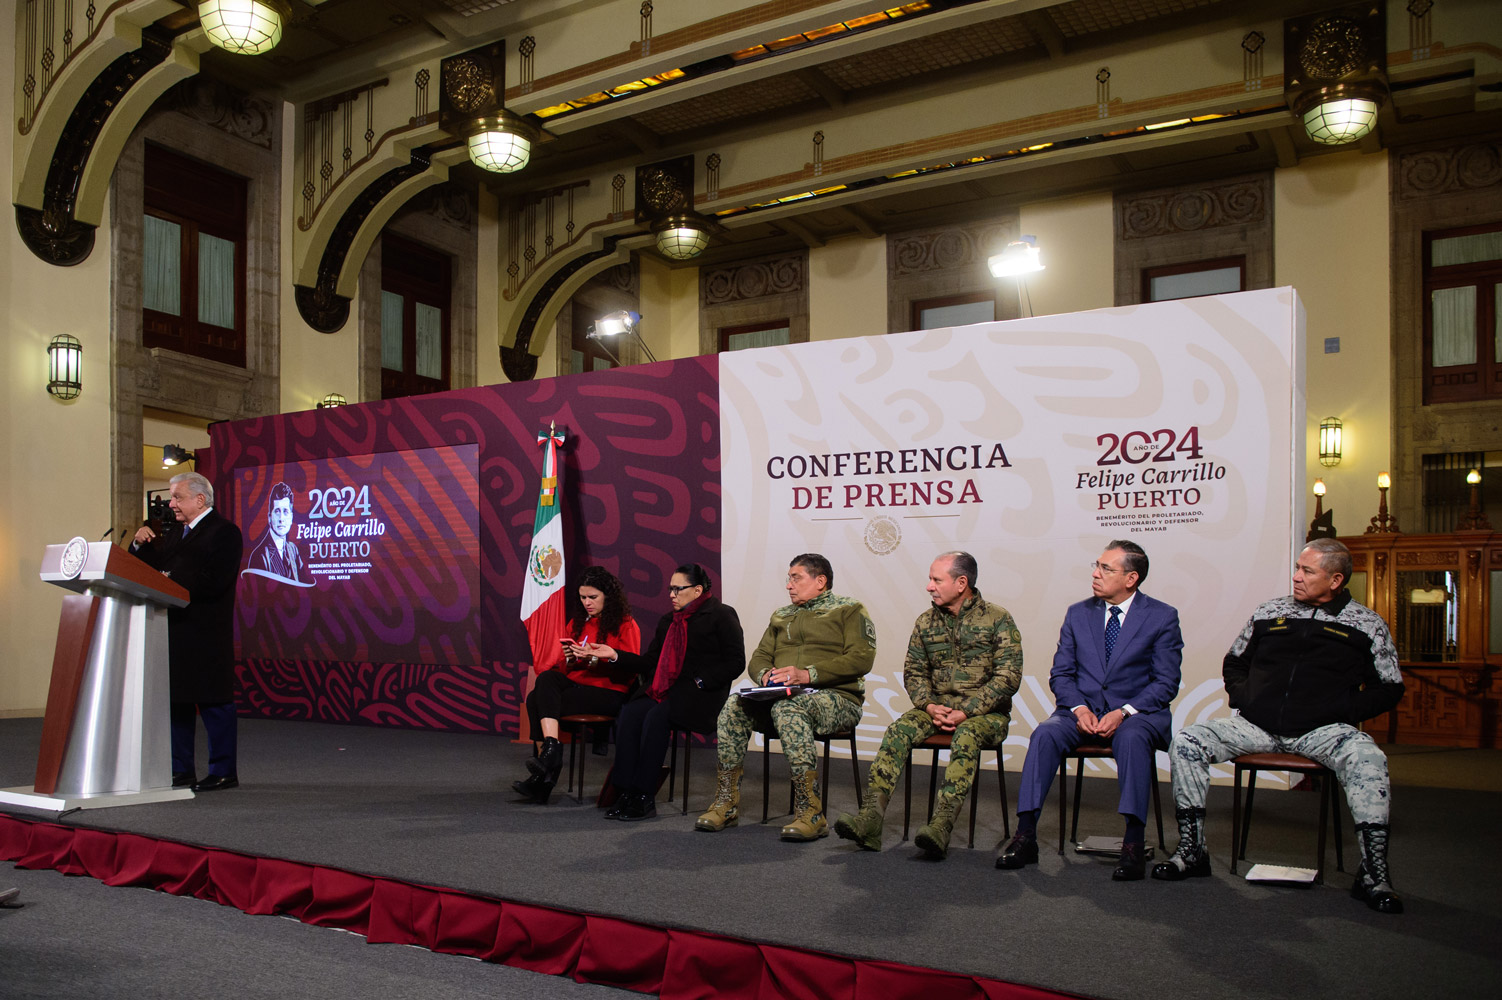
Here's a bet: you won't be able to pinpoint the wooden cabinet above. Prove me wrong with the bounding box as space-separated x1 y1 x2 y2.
1342 532 1499 748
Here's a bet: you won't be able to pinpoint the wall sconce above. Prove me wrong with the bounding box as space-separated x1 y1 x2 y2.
586 309 657 364
47 334 83 400
1365 471 1400 534
318 393 348 409
440 43 550 175
636 156 717 261
988 236 1046 278
1284 4 1387 147
1318 416 1343 467
162 444 195 468
1307 478 1336 542
1458 468 1492 532
198 0 290 55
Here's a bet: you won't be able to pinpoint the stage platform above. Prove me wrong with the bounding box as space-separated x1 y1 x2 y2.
2 717 1498 999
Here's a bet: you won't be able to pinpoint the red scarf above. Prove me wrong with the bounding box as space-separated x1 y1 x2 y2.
649 593 710 701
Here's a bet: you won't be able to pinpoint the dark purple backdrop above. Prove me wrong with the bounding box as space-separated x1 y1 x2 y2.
210 357 723 735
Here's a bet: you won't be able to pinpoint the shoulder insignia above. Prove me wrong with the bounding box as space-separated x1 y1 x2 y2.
863 616 877 647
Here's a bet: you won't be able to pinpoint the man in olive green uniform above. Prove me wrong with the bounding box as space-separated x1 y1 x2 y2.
697 553 876 841
833 551 1022 858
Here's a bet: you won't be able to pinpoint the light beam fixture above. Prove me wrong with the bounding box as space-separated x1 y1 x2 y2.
587 310 657 364
47 334 82 400
440 43 550 175
198 0 290 56
1318 416 1343 467
1284 4 1387 147
988 236 1045 278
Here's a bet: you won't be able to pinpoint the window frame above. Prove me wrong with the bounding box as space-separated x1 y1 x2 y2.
909 292 997 332
1140 255 1246 303
718 318 793 353
380 233 453 400
1422 221 1502 405
141 143 247 367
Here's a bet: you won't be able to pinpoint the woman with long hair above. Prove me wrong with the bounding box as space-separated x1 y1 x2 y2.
514 565 641 803
582 563 744 820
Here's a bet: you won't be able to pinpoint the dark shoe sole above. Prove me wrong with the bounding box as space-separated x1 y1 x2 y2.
995 841 1039 870
192 776 238 792
1150 855 1212 881
1112 866 1146 881
914 831 949 860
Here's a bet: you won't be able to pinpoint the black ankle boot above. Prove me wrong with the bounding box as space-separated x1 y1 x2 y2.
527 737 562 779
513 773 545 799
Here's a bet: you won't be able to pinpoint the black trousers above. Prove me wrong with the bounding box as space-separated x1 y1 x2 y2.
613 695 677 794
525 670 625 741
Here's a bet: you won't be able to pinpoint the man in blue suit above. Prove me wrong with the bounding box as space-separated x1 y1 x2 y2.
996 540 1183 880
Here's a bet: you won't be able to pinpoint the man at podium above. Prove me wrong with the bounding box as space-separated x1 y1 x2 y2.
132 471 244 792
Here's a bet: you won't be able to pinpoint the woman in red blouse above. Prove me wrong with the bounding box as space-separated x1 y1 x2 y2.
514 566 641 803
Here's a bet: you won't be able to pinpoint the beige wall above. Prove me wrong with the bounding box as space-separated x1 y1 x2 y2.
1275 150 1392 532
1019 193 1115 317
810 235 886 339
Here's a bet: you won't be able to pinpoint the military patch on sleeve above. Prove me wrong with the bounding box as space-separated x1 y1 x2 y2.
863 615 877 647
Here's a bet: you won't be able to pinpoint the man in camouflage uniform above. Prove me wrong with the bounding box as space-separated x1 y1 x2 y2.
833 551 1022 859
697 553 876 841
1153 538 1406 914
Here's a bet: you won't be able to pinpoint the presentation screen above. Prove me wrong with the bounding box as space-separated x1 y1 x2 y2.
233 444 481 666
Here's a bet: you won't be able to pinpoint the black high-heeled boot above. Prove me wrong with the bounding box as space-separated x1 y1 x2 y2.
527 736 562 778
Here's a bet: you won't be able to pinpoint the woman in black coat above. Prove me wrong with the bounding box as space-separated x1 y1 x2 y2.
583 564 745 820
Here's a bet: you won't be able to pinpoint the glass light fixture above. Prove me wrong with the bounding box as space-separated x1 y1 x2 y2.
654 215 711 260
1377 471 1391 490
988 236 1045 278
318 393 347 409
466 113 537 174
1318 416 1343 467
47 334 82 400
1312 479 1326 497
197 0 290 55
1467 468 1482 486
1301 96 1380 145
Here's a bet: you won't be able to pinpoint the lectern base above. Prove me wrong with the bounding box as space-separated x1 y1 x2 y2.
0 785 194 812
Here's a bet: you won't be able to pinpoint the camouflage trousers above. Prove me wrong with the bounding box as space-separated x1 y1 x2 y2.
1169 716 1391 828
863 708 1009 816
716 690 864 773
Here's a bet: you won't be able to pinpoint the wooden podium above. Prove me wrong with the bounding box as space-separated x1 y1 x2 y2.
0 538 195 811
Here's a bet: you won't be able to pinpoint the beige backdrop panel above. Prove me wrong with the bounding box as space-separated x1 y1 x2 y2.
719 288 1305 783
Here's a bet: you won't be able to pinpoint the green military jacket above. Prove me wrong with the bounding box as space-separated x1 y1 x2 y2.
748 591 877 707
903 589 1023 719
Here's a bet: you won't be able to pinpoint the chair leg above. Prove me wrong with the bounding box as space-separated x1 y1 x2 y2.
902 749 913 841
967 754 982 848
762 739 772 823
567 730 579 796
1151 770 1166 854
1068 758 1085 847
848 734 862 808
1057 758 1068 855
1330 771 1344 873
822 737 833 813
667 729 679 802
998 754 1011 840
1240 770 1260 862
681 736 692 815
1314 770 1329 885
927 747 941 824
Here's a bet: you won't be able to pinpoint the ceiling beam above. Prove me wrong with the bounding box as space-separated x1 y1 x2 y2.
778 216 826 248
610 117 664 154
833 205 878 239
794 67 846 111
1022 10 1066 60
1268 125 1300 168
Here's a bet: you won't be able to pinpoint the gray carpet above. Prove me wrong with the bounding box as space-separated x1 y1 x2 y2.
2 717 1499 1000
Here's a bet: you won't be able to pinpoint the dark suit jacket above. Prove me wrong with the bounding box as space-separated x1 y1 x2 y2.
135 509 244 703
1050 590 1183 742
615 597 746 733
249 532 301 582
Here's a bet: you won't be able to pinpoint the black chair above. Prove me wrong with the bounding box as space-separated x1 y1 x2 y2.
1231 752 1344 883
559 713 616 804
758 730 862 822
901 732 1011 848
665 726 717 815
1058 743 1166 854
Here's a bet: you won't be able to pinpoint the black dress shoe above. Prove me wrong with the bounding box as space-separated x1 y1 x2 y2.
995 833 1039 870
1151 850 1212 881
172 772 197 789
621 793 657 821
1112 842 1146 881
193 774 238 792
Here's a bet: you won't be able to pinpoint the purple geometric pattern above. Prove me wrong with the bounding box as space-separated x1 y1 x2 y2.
213 358 722 735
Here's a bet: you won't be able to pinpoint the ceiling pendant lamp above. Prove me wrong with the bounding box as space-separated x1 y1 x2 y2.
466 111 538 174
198 0 290 55
654 215 711 260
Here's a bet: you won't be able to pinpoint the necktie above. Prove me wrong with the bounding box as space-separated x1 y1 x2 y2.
1105 605 1121 663
181 524 191 540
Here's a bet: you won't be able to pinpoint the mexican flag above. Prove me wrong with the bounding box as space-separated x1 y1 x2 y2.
521 423 567 673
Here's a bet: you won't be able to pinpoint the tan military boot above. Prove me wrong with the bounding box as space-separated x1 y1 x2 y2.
832 791 888 851
781 769 829 841
914 810 955 859
695 765 742 832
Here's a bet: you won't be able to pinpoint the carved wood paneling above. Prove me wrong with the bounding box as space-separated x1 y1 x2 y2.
889 222 1011 277
1394 549 1459 567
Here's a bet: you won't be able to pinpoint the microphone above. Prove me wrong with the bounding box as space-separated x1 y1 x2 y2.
99 527 114 541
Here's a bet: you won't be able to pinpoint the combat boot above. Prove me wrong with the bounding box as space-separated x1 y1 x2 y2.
1151 807 1211 881
695 765 743 832
914 806 955 860
1351 823 1403 914
781 769 829 841
833 796 887 852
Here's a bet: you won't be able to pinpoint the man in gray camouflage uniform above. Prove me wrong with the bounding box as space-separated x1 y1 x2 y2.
696 553 876 841
833 551 1022 859
1153 537 1406 914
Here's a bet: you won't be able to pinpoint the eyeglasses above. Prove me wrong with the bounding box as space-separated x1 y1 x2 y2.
668 584 701 595
1090 561 1122 575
